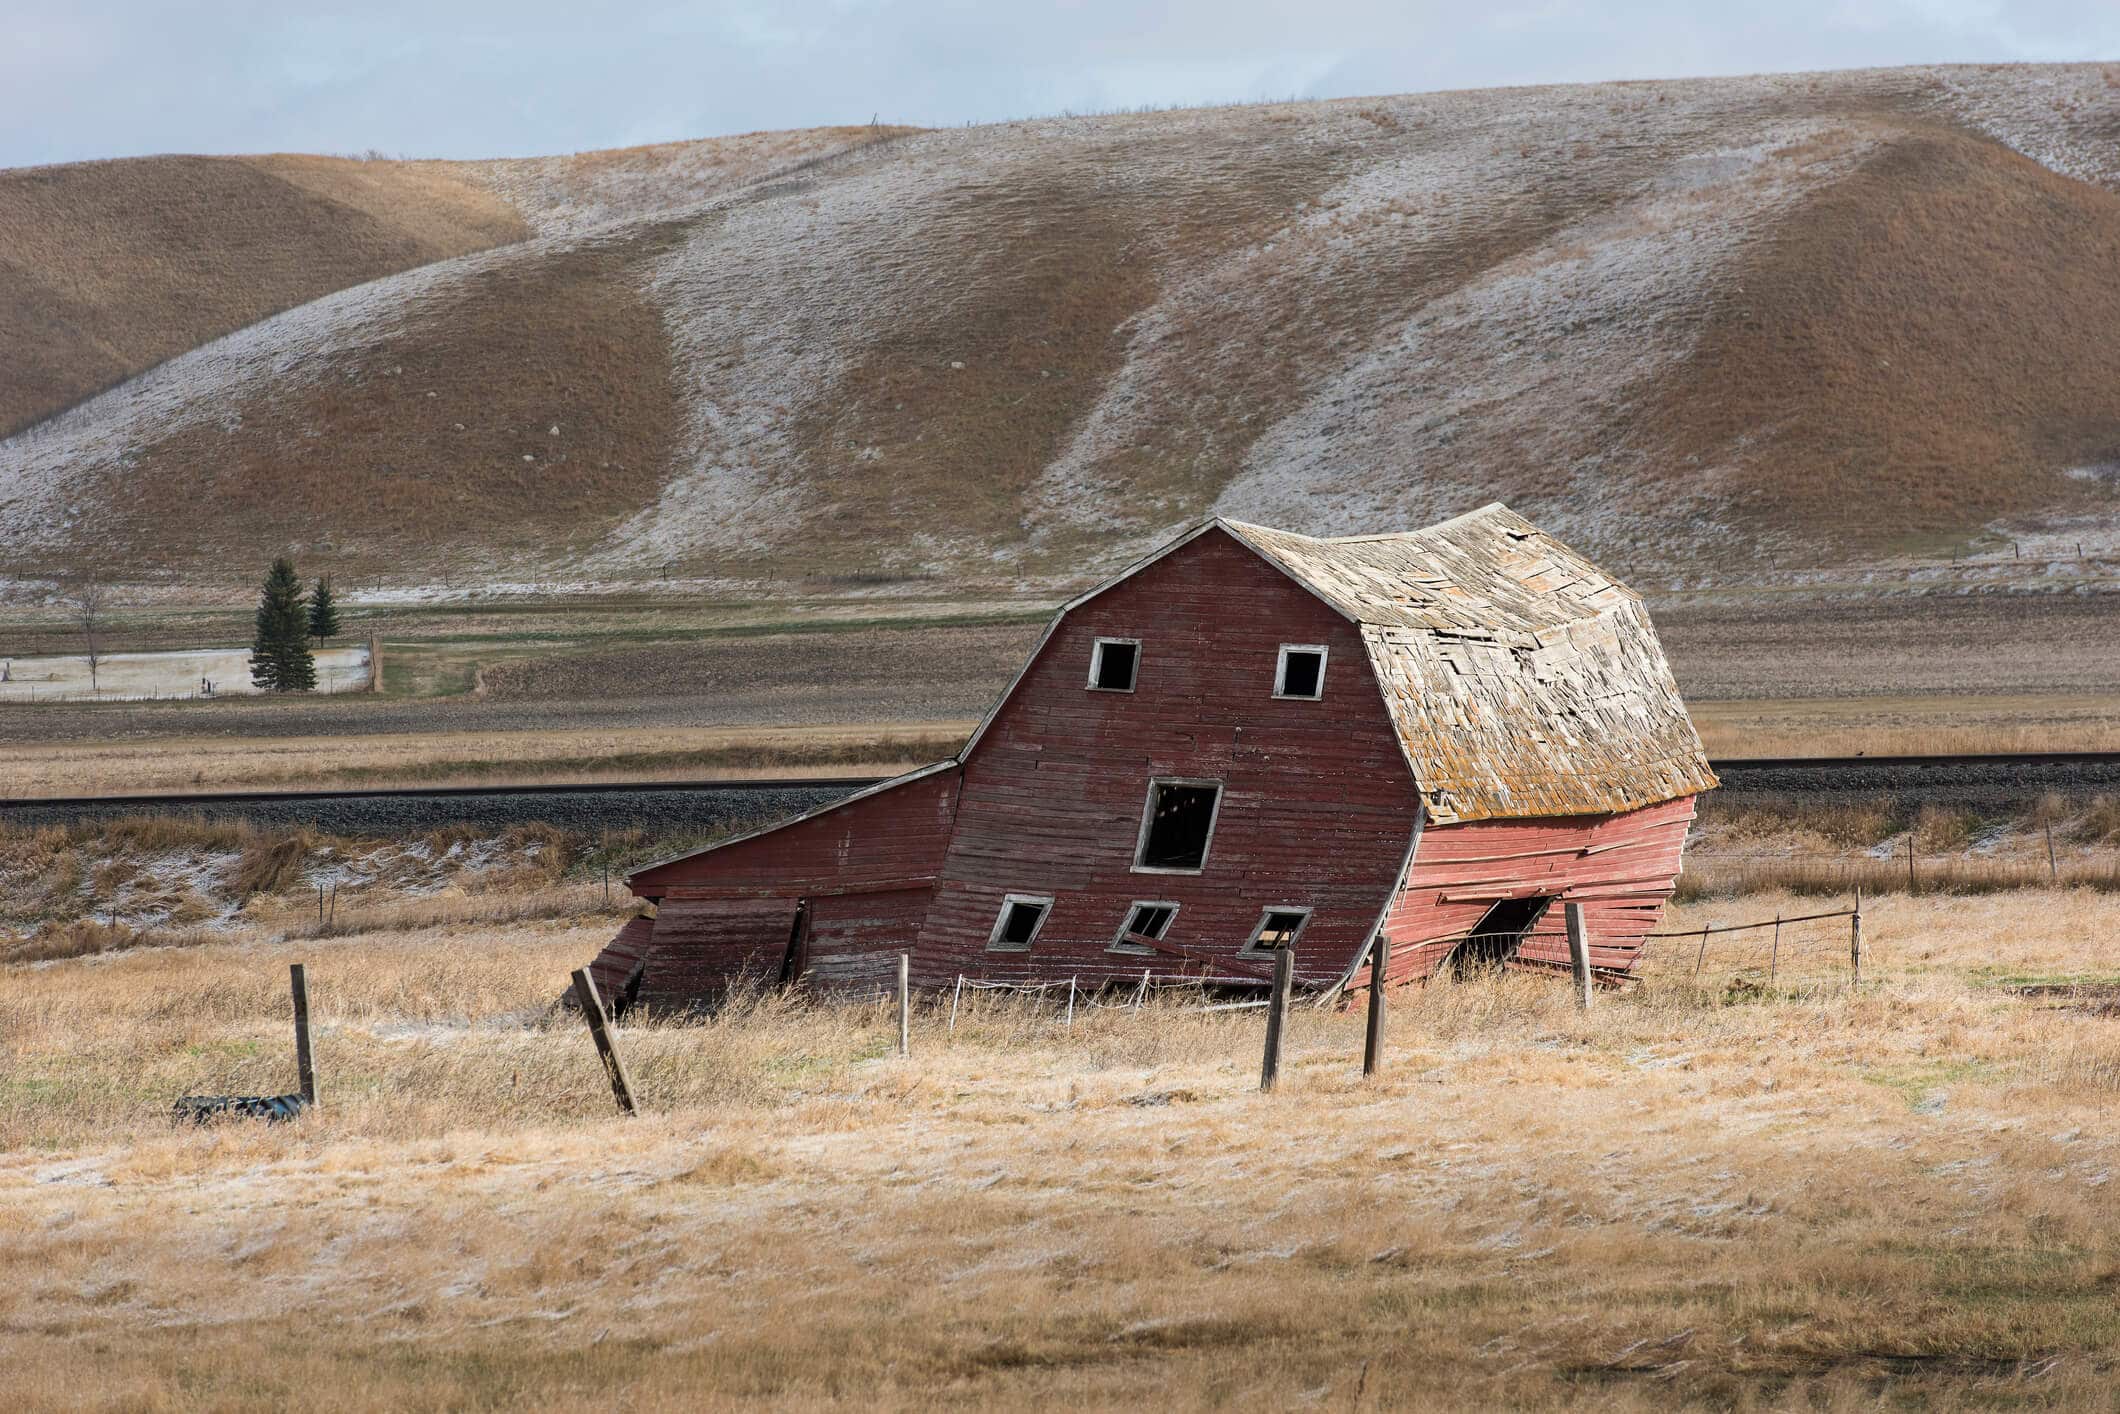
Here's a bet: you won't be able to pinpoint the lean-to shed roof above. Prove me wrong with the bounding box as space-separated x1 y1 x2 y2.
1220 505 1716 824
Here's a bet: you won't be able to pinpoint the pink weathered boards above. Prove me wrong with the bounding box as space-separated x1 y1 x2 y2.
586 504 1718 1004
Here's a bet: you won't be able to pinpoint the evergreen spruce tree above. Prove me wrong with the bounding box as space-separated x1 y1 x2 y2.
308 576 340 639
249 557 317 692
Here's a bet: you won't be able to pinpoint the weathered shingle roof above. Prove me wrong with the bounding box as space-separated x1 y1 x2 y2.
1221 505 1717 824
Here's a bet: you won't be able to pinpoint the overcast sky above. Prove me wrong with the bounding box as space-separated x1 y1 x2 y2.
5 2 2117 169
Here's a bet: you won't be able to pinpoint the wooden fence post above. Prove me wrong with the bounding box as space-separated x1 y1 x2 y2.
1693 924 1711 979
1362 936 1390 1077
948 974 964 1034
2046 820 2058 885
1769 913 1781 988
570 968 638 1115
1907 835 1916 894
1850 888 1864 987
289 963 317 1108
1260 946 1294 1092
897 953 911 1057
1565 903 1592 1011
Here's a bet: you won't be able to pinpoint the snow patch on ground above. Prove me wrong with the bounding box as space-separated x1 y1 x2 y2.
0 644 372 704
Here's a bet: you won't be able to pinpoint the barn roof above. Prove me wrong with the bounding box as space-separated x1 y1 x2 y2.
1215 505 1717 824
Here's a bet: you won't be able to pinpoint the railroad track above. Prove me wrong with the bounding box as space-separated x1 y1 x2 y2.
6 752 2120 832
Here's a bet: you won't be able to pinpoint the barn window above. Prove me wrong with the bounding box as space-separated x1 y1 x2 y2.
1110 901 1178 954
986 893 1054 951
1133 779 1223 873
1088 637 1140 692
1241 906 1312 955
1274 644 1327 699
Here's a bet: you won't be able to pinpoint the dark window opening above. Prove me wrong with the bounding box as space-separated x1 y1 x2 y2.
1276 646 1325 698
1452 896 1552 976
988 894 1053 951
1090 639 1139 691
1244 907 1312 953
1135 781 1221 871
1112 902 1177 953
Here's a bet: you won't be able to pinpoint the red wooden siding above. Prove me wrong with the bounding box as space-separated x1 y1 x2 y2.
638 897 799 1005
1376 794 1696 982
620 766 962 1001
631 765 960 899
584 914 654 1000
920 529 1423 990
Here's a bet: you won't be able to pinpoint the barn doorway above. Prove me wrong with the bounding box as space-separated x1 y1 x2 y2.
1452 895 1552 976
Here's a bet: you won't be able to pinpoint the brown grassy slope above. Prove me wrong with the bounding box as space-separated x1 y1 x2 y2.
103 236 685 568
452 124 909 234
0 155 529 437
1659 128 2120 552
8 67 2120 587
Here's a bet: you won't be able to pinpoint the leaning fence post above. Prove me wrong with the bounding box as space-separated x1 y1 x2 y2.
570 968 638 1115
1770 912 1781 988
1565 903 1592 1011
1362 935 1390 1077
1260 946 1294 1091
289 963 317 1108
1850 889 1864 987
897 953 911 1057
1693 924 1710 979
948 974 964 1034
2046 820 2058 884
1065 975 1077 1027
1134 968 1150 1011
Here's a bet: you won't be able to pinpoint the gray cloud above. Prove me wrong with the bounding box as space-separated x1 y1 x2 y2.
2 0 2115 167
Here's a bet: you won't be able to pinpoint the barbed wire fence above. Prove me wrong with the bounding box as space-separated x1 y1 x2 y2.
927 897 1871 1041
1637 903 1863 996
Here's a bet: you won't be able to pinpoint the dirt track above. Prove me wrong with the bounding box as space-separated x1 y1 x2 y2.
1653 589 2120 699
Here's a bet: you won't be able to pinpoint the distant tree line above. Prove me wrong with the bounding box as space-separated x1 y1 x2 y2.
249 559 339 693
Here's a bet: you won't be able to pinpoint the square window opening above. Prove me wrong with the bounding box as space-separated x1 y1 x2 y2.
1275 645 1327 699
1110 901 1178 953
1242 906 1313 955
1089 638 1139 692
1134 780 1223 873
986 893 1053 951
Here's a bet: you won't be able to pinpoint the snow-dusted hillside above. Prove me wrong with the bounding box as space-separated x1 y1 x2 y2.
3 64 2119 592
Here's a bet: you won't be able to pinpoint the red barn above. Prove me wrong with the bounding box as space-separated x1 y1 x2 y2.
585 505 1717 1008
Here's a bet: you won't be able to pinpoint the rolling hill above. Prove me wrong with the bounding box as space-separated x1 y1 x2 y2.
3 65 2118 595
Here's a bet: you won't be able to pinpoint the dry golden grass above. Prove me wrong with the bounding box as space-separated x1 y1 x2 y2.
1682 795 2120 899
0 722 973 798
4 890 2117 1408
1691 694 2120 759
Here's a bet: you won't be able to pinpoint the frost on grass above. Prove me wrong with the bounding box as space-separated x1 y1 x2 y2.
5 66 2120 591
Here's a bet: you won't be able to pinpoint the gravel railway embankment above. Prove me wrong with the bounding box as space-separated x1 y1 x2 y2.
7 754 2120 838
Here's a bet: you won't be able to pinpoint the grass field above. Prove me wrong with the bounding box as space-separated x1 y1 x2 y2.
0 723 972 798
3 888 2116 1409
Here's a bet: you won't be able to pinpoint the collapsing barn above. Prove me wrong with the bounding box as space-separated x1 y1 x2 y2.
585 504 1716 1008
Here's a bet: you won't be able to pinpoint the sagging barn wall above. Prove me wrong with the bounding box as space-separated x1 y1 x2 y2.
582 509 1716 1008
919 528 1424 990
597 765 963 1001
1377 794 1696 982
